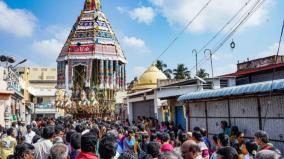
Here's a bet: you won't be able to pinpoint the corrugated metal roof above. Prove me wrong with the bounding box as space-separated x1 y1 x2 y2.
178 79 284 102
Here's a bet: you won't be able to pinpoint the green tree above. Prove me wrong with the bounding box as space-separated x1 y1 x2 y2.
155 60 172 79
127 77 138 91
196 68 209 79
173 64 191 79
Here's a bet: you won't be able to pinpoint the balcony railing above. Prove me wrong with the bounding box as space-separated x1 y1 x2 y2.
34 103 54 109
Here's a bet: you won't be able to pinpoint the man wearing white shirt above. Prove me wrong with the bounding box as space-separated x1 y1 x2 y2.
25 125 36 144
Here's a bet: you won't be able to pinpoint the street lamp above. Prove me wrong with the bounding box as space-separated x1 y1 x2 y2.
0 55 16 67
13 59 27 69
204 49 214 78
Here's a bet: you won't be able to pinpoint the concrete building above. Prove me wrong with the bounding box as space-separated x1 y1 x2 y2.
127 65 168 122
223 55 284 85
19 67 58 121
178 79 284 152
0 67 24 128
157 77 236 130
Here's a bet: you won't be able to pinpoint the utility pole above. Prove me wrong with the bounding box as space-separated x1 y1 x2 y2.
192 49 198 76
204 49 214 78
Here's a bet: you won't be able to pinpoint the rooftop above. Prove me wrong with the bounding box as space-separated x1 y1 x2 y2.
178 79 284 102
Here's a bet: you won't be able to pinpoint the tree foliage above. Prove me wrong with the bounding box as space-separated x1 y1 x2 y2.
173 64 191 79
155 60 172 79
196 68 209 79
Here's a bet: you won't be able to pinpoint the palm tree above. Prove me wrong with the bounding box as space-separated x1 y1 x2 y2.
173 64 191 79
155 60 172 79
196 68 209 79
127 77 138 91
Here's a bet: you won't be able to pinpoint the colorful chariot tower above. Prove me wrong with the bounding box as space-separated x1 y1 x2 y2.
56 0 127 114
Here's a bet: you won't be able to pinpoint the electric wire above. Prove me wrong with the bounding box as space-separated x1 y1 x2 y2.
196 0 253 55
263 20 284 130
154 0 213 62
188 0 266 74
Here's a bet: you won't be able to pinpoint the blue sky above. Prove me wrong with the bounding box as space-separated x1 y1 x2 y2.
0 0 283 82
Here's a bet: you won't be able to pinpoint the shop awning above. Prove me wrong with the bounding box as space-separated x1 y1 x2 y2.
28 87 56 97
178 79 284 102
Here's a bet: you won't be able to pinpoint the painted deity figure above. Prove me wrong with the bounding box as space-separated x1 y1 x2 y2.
88 90 99 113
78 90 89 109
55 90 65 108
63 93 72 113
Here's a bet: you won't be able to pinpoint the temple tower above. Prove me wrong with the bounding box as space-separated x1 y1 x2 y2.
56 0 127 112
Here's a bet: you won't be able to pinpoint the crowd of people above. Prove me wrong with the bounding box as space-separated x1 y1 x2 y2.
0 116 282 159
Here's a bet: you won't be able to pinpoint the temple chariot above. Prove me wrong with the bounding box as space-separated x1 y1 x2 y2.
55 0 127 118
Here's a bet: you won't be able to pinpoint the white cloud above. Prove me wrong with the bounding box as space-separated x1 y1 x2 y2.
0 1 37 37
32 39 63 57
122 36 151 54
129 6 155 25
117 6 155 25
31 26 69 65
122 36 145 48
258 42 284 57
45 25 70 42
149 0 273 33
117 6 127 14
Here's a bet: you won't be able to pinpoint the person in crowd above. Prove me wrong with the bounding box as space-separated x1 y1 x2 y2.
75 133 98 159
210 133 230 159
178 132 188 145
118 152 138 159
150 133 158 142
232 131 246 159
200 128 211 150
123 130 136 153
13 143 35 159
137 134 149 159
24 125 35 144
181 140 203 159
192 131 209 159
160 151 181 159
217 133 230 147
31 135 41 144
216 146 238 159
244 140 258 159
99 134 118 159
0 125 3 137
11 122 19 139
54 125 65 141
70 133 81 159
160 133 174 153
50 143 69 159
0 128 17 159
1 116 284 159
75 125 85 134
254 130 274 151
34 126 54 159
255 150 282 159
66 130 76 156
146 142 160 159
220 121 231 136
230 126 239 145
159 122 167 132
134 134 140 155
210 135 219 159
173 137 182 157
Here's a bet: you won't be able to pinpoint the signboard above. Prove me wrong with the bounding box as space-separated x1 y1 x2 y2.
34 108 57 114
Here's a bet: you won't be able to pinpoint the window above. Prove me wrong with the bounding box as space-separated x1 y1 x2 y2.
37 97 43 104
